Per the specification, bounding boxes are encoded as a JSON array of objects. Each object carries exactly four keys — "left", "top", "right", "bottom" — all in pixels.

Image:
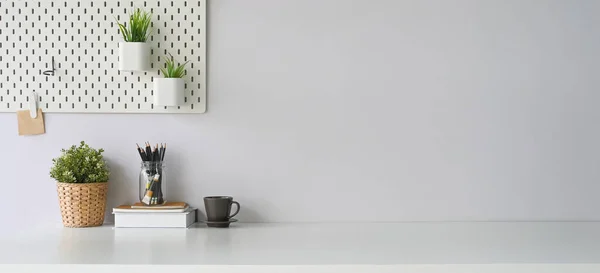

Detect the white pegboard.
[{"left": 0, "top": 0, "right": 206, "bottom": 113}]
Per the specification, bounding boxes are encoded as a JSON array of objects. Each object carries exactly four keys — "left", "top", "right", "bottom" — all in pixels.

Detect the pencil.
[
  {"left": 139, "top": 148, "right": 146, "bottom": 161},
  {"left": 136, "top": 144, "right": 144, "bottom": 161},
  {"left": 145, "top": 142, "right": 152, "bottom": 159},
  {"left": 158, "top": 144, "right": 163, "bottom": 162},
  {"left": 159, "top": 144, "right": 162, "bottom": 160},
  {"left": 160, "top": 143, "right": 165, "bottom": 161},
  {"left": 156, "top": 145, "right": 161, "bottom": 162},
  {"left": 161, "top": 143, "right": 167, "bottom": 161}
]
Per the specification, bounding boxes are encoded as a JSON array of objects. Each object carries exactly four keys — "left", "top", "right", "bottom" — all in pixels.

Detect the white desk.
[{"left": 1, "top": 222, "right": 599, "bottom": 273}]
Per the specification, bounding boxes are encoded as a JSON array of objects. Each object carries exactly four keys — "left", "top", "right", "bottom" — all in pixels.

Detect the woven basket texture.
[{"left": 57, "top": 182, "right": 108, "bottom": 228}]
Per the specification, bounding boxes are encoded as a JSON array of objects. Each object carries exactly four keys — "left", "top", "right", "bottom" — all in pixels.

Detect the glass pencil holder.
[{"left": 139, "top": 161, "right": 167, "bottom": 206}]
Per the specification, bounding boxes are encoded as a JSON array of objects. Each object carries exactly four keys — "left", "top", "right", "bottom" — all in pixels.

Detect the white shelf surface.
[{"left": 1, "top": 222, "right": 600, "bottom": 272}]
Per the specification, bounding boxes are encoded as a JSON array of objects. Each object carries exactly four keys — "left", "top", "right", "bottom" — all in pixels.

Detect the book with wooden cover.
[
  {"left": 113, "top": 202, "right": 189, "bottom": 213},
  {"left": 131, "top": 202, "right": 187, "bottom": 209}
]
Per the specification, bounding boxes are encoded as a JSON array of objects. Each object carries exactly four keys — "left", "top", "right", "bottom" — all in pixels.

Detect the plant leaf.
[{"left": 115, "top": 8, "right": 152, "bottom": 42}]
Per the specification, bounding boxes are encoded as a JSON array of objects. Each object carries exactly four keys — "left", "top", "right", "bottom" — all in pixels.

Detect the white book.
[
  {"left": 113, "top": 207, "right": 189, "bottom": 213},
  {"left": 114, "top": 208, "right": 197, "bottom": 228}
]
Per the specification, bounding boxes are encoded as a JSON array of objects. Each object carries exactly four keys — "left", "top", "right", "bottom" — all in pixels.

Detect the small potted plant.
[
  {"left": 154, "top": 54, "right": 189, "bottom": 106},
  {"left": 116, "top": 8, "right": 152, "bottom": 71},
  {"left": 50, "top": 141, "right": 110, "bottom": 228}
]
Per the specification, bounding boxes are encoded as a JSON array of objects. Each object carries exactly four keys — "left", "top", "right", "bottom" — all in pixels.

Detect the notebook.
[{"left": 113, "top": 202, "right": 189, "bottom": 213}]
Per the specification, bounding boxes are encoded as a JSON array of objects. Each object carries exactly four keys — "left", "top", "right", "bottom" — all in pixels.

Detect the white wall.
[{"left": 1, "top": 0, "right": 599, "bottom": 228}]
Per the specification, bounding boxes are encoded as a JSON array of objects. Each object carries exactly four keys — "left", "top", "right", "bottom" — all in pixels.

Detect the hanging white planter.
[
  {"left": 154, "top": 78, "right": 185, "bottom": 106},
  {"left": 118, "top": 42, "right": 150, "bottom": 71}
]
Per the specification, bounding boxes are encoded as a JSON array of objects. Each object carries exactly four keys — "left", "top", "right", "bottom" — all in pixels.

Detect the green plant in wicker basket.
[
  {"left": 116, "top": 8, "right": 152, "bottom": 42},
  {"left": 50, "top": 141, "right": 110, "bottom": 183},
  {"left": 160, "top": 54, "right": 189, "bottom": 78}
]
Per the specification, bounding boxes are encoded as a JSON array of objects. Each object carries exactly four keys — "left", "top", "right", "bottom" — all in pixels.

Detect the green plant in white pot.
[
  {"left": 154, "top": 54, "right": 189, "bottom": 106},
  {"left": 50, "top": 141, "right": 110, "bottom": 228},
  {"left": 116, "top": 8, "right": 152, "bottom": 71}
]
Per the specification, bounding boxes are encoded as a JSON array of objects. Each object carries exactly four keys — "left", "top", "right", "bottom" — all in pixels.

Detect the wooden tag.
[{"left": 17, "top": 109, "right": 45, "bottom": 135}]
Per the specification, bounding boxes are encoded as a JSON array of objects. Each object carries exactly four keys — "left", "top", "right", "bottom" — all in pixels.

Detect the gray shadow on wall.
[
  {"left": 237, "top": 203, "right": 267, "bottom": 223},
  {"left": 104, "top": 158, "right": 137, "bottom": 223},
  {"left": 160, "top": 149, "right": 206, "bottom": 222},
  {"left": 164, "top": 148, "right": 184, "bottom": 203}
]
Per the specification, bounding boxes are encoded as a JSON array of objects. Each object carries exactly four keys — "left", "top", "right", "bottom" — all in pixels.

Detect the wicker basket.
[{"left": 56, "top": 182, "right": 108, "bottom": 228}]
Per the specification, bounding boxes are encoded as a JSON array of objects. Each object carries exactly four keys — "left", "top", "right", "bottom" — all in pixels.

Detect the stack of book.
[{"left": 113, "top": 202, "right": 197, "bottom": 228}]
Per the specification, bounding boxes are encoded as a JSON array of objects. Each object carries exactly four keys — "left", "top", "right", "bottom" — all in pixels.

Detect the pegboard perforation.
[{"left": 0, "top": 0, "right": 206, "bottom": 113}]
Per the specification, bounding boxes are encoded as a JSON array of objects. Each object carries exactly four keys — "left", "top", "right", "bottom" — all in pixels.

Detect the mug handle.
[{"left": 228, "top": 201, "right": 240, "bottom": 219}]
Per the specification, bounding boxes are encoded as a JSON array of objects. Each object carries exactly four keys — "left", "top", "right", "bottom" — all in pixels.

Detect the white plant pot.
[
  {"left": 154, "top": 78, "right": 185, "bottom": 106},
  {"left": 118, "top": 42, "right": 150, "bottom": 71}
]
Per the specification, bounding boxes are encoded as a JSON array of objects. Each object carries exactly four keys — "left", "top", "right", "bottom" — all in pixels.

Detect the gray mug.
[{"left": 204, "top": 196, "right": 240, "bottom": 221}]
